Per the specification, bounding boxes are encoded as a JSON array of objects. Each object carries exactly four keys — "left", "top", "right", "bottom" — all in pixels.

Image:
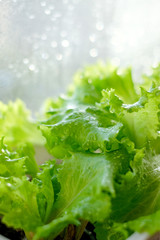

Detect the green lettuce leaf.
[
  {"left": 72, "top": 62, "right": 138, "bottom": 104},
  {"left": 33, "top": 146, "right": 132, "bottom": 240},
  {"left": 126, "top": 209, "right": 160, "bottom": 235},
  {"left": 95, "top": 221, "right": 129, "bottom": 240},
  {"left": 94, "top": 149, "right": 160, "bottom": 239},
  {"left": 41, "top": 106, "right": 123, "bottom": 158},
  {"left": 17, "top": 143, "right": 39, "bottom": 177},
  {"left": 1, "top": 62, "right": 160, "bottom": 240},
  {"left": 0, "top": 140, "right": 54, "bottom": 233},
  {"left": 0, "top": 99, "right": 45, "bottom": 147},
  {"left": 34, "top": 151, "right": 128, "bottom": 240},
  {"left": 122, "top": 87, "right": 160, "bottom": 148},
  {"left": 0, "top": 138, "right": 38, "bottom": 178},
  {"left": 111, "top": 150, "right": 160, "bottom": 222},
  {"left": 142, "top": 63, "right": 160, "bottom": 90},
  {"left": 0, "top": 164, "right": 54, "bottom": 233},
  {"left": 0, "top": 176, "right": 44, "bottom": 231},
  {"left": 99, "top": 86, "right": 160, "bottom": 149}
]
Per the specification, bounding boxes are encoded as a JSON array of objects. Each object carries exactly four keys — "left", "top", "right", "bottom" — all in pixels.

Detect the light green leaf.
[
  {"left": 41, "top": 106, "right": 123, "bottom": 158},
  {"left": 122, "top": 87, "right": 160, "bottom": 148},
  {"left": 0, "top": 99, "right": 45, "bottom": 147},
  {"left": 34, "top": 147, "right": 132, "bottom": 240},
  {"left": 0, "top": 176, "right": 43, "bottom": 231},
  {"left": 34, "top": 215, "right": 80, "bottom": 240},
  {"left": 34, "top": 152, "right": 121, "bottom": 239},
  {"left": 0, "top": 162, "right": 54, "bottom": 233},
  {"left": 0, "top": 138, "right": 40, "bottom": 178},
  {"left": 95, "top": 222, "right": 129, "bottom": 240},
  {"left": 72, "top": 61, "right": 138, "bottom": 104},
  {"left": 126, "top": 209, "right": 160, "bottom": 235}
]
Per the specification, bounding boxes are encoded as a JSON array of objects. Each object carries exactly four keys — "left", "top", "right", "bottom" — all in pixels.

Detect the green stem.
[
  {"left": 64, "top": 224, "right": 76, "bottom": 240},
  {"left": 75, "top": 220, "right": 88, "bottom": 240},
  {"left": 25, "top": 232, "right": 34, "bottom": 240},
  {"left": 25, "top": 231, "right": 45, "bottom": 240},
  {"left": 62, "top": 220, "right": 88, "bottom": 240}
]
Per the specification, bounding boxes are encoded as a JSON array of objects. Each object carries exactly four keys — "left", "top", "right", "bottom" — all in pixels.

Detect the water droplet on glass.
[
  {"left": 34, "top": 68, "right": 39, "bottom": 73},
  {"left": 145, "top": 69, "right": 153, "bottom": 76},
  {"left": 51, "top": 41, "right": 57, "bottom": 48},
  {"left": 61, "top": 31, "right": 67, "bottom": 37},
  {"left": 41, "top": 34, "right": 47, "bottom": 40},
  {"left": 54, "top": 12, "right": 61, "bottom": 18},
  {"left": 68, "top": 5, "right": 74, "bottom": 11},
  {"left": 56, "top": 54, "right": 63, "bottom": 61},
  {"left": 16, "top": 73, "right": 22, "bottom": 79},
  {"left": 61, "top": 40, "right": 69, "bottom": 48},
  {"left": 49, "top": 5, "right": 54, "bottom": 10},
  {"left": 8, "top": 64, "right": 13, "bottom": 69},
  {"left": 152, "top": 62, "right": 159, "bottom": 68},
  {"left": 51, "top": 16, "right": 56, "bottom": 22},
  {"left": 40, "top": 1, "right": 46, "bottom": 7},
  {"left": 111, "top": 58, "right": 120, "bottom": 66},
  {"left": 89, "top": 48, "right": 98, "bottom": 58},
  {"left": 46, "top": 26, "right": 51, "bottom": 32},
  {"left": 44, "top": 9, "right": 51, "bottom": 15},
  {"left": 89, "top": 34, "right": 96, "bottom": 43},
  {"left": 96, "top": 22, "right": 104, "bottom": 31},
  {"left": 29, "top": 14, "right": 35, "bottom": 20},
  {"left": 23, "top": 58, "right": 29, "bottom": 64},
  {"left": 29, "top": 64, "right": 36, "bottom": 71},
  {"left": 41, "top": 53, "right": 49, "bottom": 60},
  {"left": 33, "top": 43, "right": 39, "bottom": 50}
]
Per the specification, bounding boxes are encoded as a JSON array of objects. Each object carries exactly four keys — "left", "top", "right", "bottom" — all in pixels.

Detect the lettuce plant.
[{"left": 0, "top": 62, "right": 160, "bottom": 240}]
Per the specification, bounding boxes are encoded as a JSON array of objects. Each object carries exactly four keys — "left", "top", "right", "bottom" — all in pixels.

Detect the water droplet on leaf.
[{"left": 89, "top": 48, "right": 98, "bottom": 58}]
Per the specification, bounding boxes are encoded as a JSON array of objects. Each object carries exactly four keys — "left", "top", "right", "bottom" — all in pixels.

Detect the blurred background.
[{"left": 1, "top": 0, "right": 160, "bottom": 111}]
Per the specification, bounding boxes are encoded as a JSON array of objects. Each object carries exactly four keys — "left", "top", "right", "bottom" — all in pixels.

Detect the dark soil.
[
  {"left": 0, "top": 220, "right": 95, "bottom": 240},
  {"left": 1, "top": 219, "right": 160, "bottom": 240},
  {"left": 81, "top": 223, "right": 96, "bottom": 240},
  {"left": 0, "top": 220, "right": 25, "bottom": 240}
]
